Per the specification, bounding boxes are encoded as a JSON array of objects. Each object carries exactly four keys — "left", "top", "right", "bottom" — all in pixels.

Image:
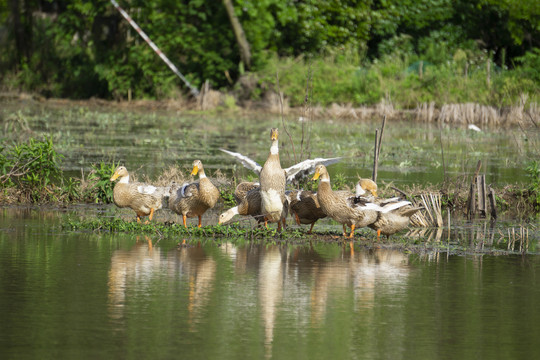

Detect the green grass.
[{"left": 254, "top": 51, "right": 540, "bottom": 108}]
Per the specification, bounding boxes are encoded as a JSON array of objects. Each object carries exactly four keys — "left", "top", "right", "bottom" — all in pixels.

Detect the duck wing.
[
  {"left": 284, "top": 157, "right": 342, "bottom": 183},
  {"left": 220, "top": 148, "right": 262, "bottom": 174}
]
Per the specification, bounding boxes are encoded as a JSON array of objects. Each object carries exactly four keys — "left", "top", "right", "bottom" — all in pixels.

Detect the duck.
[
  {"left": 219, "top": 186, "right": 264, "bottom": 225},
  {"left": 258, "top": 128, "right": 287, "bottom": 231},
  {"left": 312, "top": 164, "right": 379, "bottom": 238},
  {"left": 286, "top": 189, "right": 326, "bottom": 234},
  {"left": 219, "top": 183, "right": 289, "bottom": 227},
  {"left": 353, "top": 179, "right": 423, "bottom": 239},
  {"left": 169, "top": 160, "right": 220, "bottom": 228},
  {"left": 355, "top": 178, "right": 378, "bottom": 198},
  {"left": 110, "top": 165, "right": 170, "bottom": 223},
  {"left": 233, "top": 181, "right": 259, "bottom": 204}
]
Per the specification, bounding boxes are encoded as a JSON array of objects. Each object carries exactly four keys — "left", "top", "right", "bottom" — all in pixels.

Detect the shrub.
[
  {"left": 0, "top": 136, "right": 62, "bottom": 190},
  {"left": 525, "top": 161, "right": 540, "bottom": 210},
  {"left": 86, "top": 161, "right": 118, "bottom": 204}
]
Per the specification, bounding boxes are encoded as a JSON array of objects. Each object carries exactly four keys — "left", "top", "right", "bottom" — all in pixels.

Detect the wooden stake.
[
  {"left": 372, "top": 116, "right": 386, "bottom": 183},
  {"left": 488, "top": 186, "right": 497, "bottom": 219},
  {"left": 372, "top": 128, "right": 379, "bottom": 182},
  {"left": 477, "top": 174, "right": 487, "bottom": 217},
  {"left": 467, "top": 182, "right": 476, "bottom": 220}
]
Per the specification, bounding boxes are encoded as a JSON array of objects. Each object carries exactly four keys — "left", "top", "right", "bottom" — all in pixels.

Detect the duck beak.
[
  {"left": 110, "top": 172, "right": 119, "bottom": 181},
  {"left": 191, "top": 165, "right": 199, "bottom": 176},
  {"left": 271, "top": 129, "right": 278, "bottom": 141},
  {"left": 371, "top": 190, "right": 378, "bottom": 197},
  {"left": 312, "top": 170, "right": 320, "bottom": 181}
]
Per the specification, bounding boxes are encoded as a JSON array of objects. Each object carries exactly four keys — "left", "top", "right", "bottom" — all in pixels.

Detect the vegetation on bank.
[
  {"left": 61, "top": 218, "right": 537, "bottom": 255},
  {"left": 0, "top": 0, "right": 538, "bottom": 110},
  {"left": 1, "top": 137, "right": 539, "bottom": 218}
]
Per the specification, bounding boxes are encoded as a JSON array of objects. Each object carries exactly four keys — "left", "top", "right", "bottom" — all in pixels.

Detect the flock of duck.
[{"left": 109, "top": 128, "right": 423, "bottom": 239}]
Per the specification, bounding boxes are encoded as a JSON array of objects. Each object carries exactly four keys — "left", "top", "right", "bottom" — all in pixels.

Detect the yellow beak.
[
  {"left": 312, "top": 171, "right": 320, "bottom": 181},
  {"left": 110, "top": 172, "right": 119, "bottom": 181},
  {"left": 271, "top": 129, "right": 278, "bottom": 141},
  {"left": 371, "top": 190, "right": 378, "bottom": 197},
  {"left": 191, "top": 166, "right": 199, "bottom": 176}
]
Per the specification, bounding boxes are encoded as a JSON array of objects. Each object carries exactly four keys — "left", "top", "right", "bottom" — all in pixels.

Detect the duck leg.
[
  {"left": 182, "top": 215, "right": 188, "bottom": 228},
  {"left": 198, "top": 216, "right": 202, "bottom": 228},
  {"left": 277, "top": 221, "right": 282, "bottom": 232},
  {"left": 342, "top": 224, "right": 347, "bottom": 236},
  {"left": 142, "top": 209, "right": 154, "bottom": 224},
  {"left": 136, "top": 215, "right": 142, "bottom": 224},
  {"left": 377, "top": 229, "right": 381, "bottom": 241},
  {"left": 348, "top": 224, "right": 356, "bottom": 238},
  {"left": 308, "top": 223, "right": 315, "bottom": 234},
  {"left": 294, "top": 212, "right": 301, "bottom": 225}
]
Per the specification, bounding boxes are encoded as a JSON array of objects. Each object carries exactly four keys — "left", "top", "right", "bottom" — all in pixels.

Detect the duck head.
[{"left": 110, "top": 166, "right": 129, "bottom": 182}]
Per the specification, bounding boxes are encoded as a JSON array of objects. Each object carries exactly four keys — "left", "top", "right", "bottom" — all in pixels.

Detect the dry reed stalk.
[
  {"left": 415, "top": 102, "right": 436, "bottom": 122},
  {"left": 376, "top": 99, "right": 396, "bottom": 119},
  {"left": 438, "top": 103, "right": 502, "bottom": 125},
  {"left": 326, "top": 103, "right": 358, "bottom": 120},
  {"left": 417, "top": 193, "right": 443, "bottom": 227}
]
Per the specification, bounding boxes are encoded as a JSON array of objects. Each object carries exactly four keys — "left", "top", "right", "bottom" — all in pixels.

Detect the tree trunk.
[
  {"left": 222, "top": 0, "right": 251, "bottom": 69},
  {"left": 9, "top": 0, "right": 33, "bottom": 66}
]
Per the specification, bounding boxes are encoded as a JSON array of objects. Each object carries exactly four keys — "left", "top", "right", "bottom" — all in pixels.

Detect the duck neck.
[
  {"left": 270, "top": 140, "right": 279, "bottom": 156},
  {"left": 318, "top": 178, "right": 331, "bottom": 192},
  {"left": 198, "top": 169, "right": 207, "bottom": 179},
  {"left": 355, "top": 182, "right": 366, "bottom": 196},
  {"left": 119, "top": 175, "right": 129, "bottom": 184}
]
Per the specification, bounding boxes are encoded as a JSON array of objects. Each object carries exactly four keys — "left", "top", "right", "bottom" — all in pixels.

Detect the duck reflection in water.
[
  {"left": 107, "top": 237, "right": 218, "bottom": 334},
  {"left": 107, "top": 236, "right": 160, "bottom": 324},
  {"left": 174, "top": 241, "right": 217, "bottom": 331}
]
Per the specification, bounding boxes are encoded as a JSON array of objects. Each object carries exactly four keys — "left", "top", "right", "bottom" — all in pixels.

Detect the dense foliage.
[
  {"left": 0, "top": 0, "right": 538, "bottom": 105},
  {"left": 0, "top": 137, "right": 116, "bottom": 203}
]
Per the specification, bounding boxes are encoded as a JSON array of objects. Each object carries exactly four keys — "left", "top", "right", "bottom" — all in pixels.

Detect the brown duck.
[
  {"left": 286, "top": 189, "right": 326, "bottom": 234},
  {"left": 233, "top": 181, "right": 259, "bottom": 204},
  {"left": 219, "top": 182, "right": 288, "bottom": 227},
  {"left": 110, "top": 166, "right": 169, "bottom": 223},
  {"left": 259, "top": 128, "right": 287, "bottom": 230},
  {"left": 169, "top": 160, "right": 220, "bottom": 228},
  {"left": 353, "top": 179, "right": 423, "bottom": 239},
  {"left": 312, "top": 164, "right": 379, "bottom": 238}
]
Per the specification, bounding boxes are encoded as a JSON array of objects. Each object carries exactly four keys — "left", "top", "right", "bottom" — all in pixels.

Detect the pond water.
[
  {"left": 2, "top": 100, "right": 539, "bottom": 186},
  {"left": 1, "top": 207, "right": 540, "bottom": 359}
]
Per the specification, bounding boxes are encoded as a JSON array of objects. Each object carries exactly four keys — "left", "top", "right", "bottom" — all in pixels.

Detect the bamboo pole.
[
  {"left": 372, "top": 116, "right": 386, "bottom": 182},
  {"left": 372, "top": 129, "right": 379, "bottom": 182}
]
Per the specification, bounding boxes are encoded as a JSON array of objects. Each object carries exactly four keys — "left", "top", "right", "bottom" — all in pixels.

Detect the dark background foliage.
[{"left": 0, "top": 0, "right": 538, "bottom": 101}]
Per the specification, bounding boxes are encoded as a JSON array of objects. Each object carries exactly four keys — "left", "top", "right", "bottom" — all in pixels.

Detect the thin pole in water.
[{"left": 110, "top": 0, "right": 199, "bottom": 97}]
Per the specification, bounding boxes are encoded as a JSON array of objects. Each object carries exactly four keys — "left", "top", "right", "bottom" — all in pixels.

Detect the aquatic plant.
[
  {"left": 525, "top": 161, "right": 540, "bottom": 210},
  {"left": 86, "top": 161, "right": 118, "bottom": 204},
  {"left": 220, "top": 189, "right": 236, "bottom": 207},
  {"left": 0, "top": 136, "right": 63, "bottom": 198},
  {"left": 62, "top": 218, "right": 313, "bottom": 240}
]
